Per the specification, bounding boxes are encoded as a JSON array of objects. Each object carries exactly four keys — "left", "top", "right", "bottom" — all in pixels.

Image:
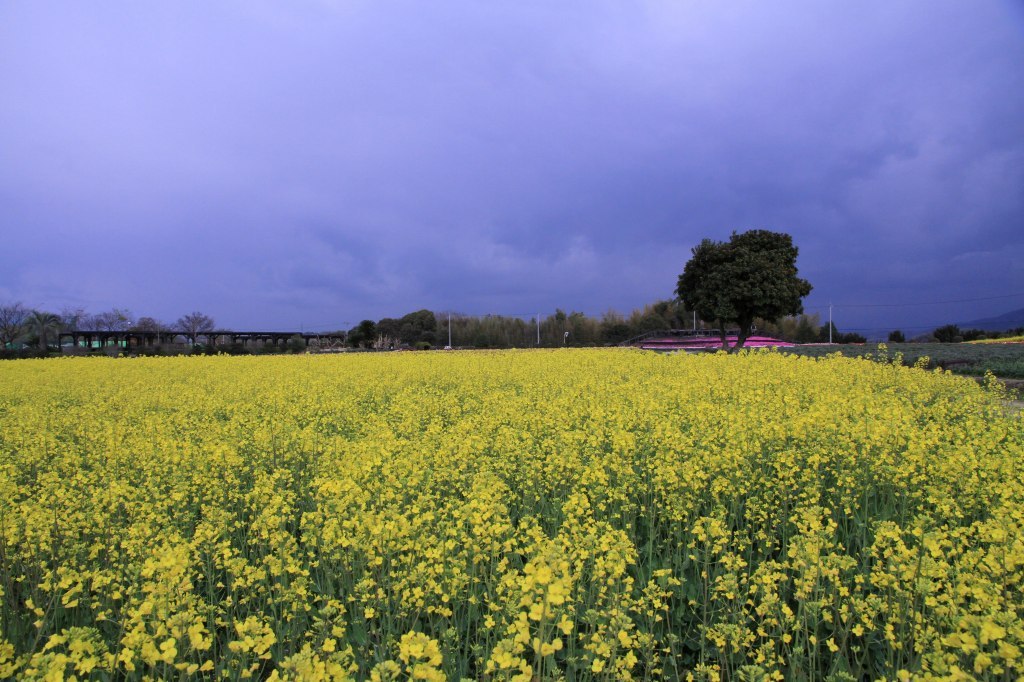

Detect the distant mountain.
[{"left": 960, "top": 307, "right": 1024, "bottom": 332}]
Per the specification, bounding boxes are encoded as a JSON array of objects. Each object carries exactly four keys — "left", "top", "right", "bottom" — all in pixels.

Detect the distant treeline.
[
  {"left": 345, "top": 301, "right": 708, "bottom": 349},
  {"left": 346, "top": 304, "right": 878, "bottom": 349},
  {"left": 335, "top": 307, "right": 1024, "bottom": 349},
  {"left": 4, "top": 300, "right": 1023, "bottom": 357}
]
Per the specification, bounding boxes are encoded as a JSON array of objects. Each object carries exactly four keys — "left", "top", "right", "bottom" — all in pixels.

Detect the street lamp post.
[{"left": 829, "top": 302, "right": 833, "bottom": 344}]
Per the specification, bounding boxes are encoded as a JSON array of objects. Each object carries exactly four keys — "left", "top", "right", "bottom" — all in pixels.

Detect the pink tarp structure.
[{"left": 636, "top": 335, "right": 794, "bottom": 351}]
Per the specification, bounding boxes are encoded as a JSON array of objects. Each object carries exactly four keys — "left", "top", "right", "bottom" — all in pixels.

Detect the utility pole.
[
  {"left": 448, "top": 313, "right": 452, "bottom": 348},
  {"left": 829, "top": 302, "right": 833, "bottom": 344},
  {"left": 536, "top": 313, "right": 540, "bottom": 346}
]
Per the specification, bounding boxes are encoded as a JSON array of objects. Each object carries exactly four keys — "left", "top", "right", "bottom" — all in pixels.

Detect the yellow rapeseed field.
[{"left": 0, "top": 349, "right": 1022, "bottom": 681}]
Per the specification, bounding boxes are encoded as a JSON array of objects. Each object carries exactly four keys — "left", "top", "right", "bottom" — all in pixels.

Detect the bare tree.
[
  {"left": 93, "top": 308, "right": 136, "bottom": 332},
  {"left": 176, "top": 312, "right": 216, "bottom": 342},
  {"left": 60, "top": 306, "right": 92, "bottom": 331},
  {"left": 0, "top": 302, "right": 29, "bottom": 348},
  {"left": 132, "top": 316, "right": 168, "bottom": 333}
]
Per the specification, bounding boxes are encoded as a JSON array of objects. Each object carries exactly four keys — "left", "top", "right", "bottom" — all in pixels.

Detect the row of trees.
[
  {"left": 0, "top": 303, "right": 215, "bottom": 350},
  {"left": 4, "top": 300, "right": 1011, "bottom": 355},
  {"left": 340, "top": 304, "right": 873, "bottom": 350},
  {"left": 928, "top": 324, "right": 1024, "bottom": 343},
  {"left": 342, "top": 303, "right": 698, "bottom": 350},
  {"left": 235, "top": 313, "right": 1021, "bottom": 351}
]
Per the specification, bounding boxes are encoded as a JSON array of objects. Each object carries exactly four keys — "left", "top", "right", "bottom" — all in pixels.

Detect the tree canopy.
[
  {"left": 347, "top": 320, "right": 378, "bottom": 349},
  {"left": 26, "top": 310, "right": 62, "bottom": 351},
  {"left": 676, "top": 229, "right": 812, "bottom": 349}
]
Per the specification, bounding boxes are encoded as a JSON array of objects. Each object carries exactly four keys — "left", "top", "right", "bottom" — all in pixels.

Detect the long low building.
[{"left": 58, "top": 329, "right": 347, "bottom": 349}]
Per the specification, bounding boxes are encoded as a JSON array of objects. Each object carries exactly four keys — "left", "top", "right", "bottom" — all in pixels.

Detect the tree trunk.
[
  {"left": 735, "top": 327, "right": 748, "bottom": 350},
  {"left": 737, "top": 315, "right": 753, "bottom": 348},
  {"left": 717, "top": 319, "right": 729, "bottom": 351}
]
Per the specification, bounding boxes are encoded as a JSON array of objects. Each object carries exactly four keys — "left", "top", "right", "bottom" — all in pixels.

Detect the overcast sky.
[{"left": 2, "top": 1, "right": 1023, "bottom": 334}]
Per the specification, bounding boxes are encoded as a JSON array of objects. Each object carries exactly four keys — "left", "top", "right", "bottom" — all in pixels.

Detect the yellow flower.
[
  {"left": 4, "top": 348, "right": 1023, "bottom": 679},
  {"left": 979, "top": 621, "right": 1006, "bottom": 644}
]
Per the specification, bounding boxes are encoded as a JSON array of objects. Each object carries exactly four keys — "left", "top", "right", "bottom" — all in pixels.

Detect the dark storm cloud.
[{"left": 1, "top": 1, "right": 1022, "bottom": 331}]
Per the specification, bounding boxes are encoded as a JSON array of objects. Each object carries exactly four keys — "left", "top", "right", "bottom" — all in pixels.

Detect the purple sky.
[{"left": 2, "top": 2, "right": 1023, "bottom": 334}]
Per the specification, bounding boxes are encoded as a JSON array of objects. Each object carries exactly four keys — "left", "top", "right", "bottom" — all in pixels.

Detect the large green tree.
[
  {"left": 676, "top": 229, "right": 812, "bottom": 350},
  {"left": 347, "top": 320, "right": 378, "bottom": 348},
  {"left": 399, "top": 309, "right": 437, "bottom": 346}
]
